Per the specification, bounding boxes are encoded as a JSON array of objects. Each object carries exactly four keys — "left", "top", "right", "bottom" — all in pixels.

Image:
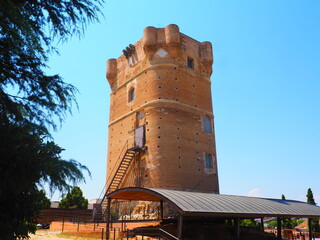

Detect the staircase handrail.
[
  {"left": 158, "top": 228, "right": 179, "bottom": 240},
  {"left": 97, "top": 139, "right": 129, "bottom": 203}
]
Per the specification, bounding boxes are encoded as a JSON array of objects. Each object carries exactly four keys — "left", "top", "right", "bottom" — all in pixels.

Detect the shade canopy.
[{"left": 108, "top": 187, "right": 320, "bottom": 218}]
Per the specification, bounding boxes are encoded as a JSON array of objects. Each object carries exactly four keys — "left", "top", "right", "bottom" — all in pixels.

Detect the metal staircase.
[
  {"left": 106, "top": 146, "right": 139, "bottom": 194},
  {"left": 93, "top": 126, "right": 145, "bottom": 221},
  {"left": 94, "top": 146, "right": 140, "bottom": 221}
]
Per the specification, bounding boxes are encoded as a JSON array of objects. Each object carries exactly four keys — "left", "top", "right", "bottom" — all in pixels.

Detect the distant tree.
[
  {"left": 307, "top": 188, "right": 316, "bottom": 205},
  {"left": 59, "top": 186, "right": 88, "bottom": 209},
  {"left": 280, "top": 194, "right": 294, "bottom": 229},
  {"left": 306, "top": 188, "right": 319, "bottom": 232},
  {"left": 36, "top": 189, "right": 51, "bottom": 210},
  {"left": 240, "top": 219, "right": 259, "bottom": 227},
  {"left": 267, "top": 221, "right": 277, "bottom": 229}
]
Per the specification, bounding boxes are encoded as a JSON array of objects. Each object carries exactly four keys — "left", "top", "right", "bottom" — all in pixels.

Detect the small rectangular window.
[
  {"left": 187, "top": 58, "right": 194, "bottom": 69},
  {"left": 205, "top": 154, "right": 213, "bottom": 169},
  {"left": 203, "top": 115, "right": 212, "bottom": 133}
]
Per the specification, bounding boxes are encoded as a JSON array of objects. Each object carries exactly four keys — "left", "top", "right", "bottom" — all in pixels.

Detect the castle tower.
[{"left": 106, "top": 24, "right": 219, "bottom": 193}]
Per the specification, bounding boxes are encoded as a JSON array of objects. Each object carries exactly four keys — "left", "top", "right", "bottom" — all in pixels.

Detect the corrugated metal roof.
[{"left": 108, "top": 187, "right": 320, "bottom": 218}]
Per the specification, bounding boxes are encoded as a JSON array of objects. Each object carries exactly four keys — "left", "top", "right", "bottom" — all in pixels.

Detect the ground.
[{"left": 29, "top": 230, "right": 72, "bottom": 240}]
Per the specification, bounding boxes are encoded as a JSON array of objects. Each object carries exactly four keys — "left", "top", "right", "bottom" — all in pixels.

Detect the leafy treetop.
[{"left": 59, "top": 186, "right": 88, "bottom": 209}]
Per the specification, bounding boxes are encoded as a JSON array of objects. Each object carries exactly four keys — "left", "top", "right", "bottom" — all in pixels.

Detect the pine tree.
[{"left": 306, "top": 188, "right": 319, "bottom": 232}]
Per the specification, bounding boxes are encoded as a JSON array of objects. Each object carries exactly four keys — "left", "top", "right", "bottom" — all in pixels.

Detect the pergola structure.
[{"left": 105, "top": 187, "right": 320, "bottom": 240}]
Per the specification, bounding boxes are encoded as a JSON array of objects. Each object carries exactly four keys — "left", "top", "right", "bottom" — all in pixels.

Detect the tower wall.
[{"left": 106, "top": 24, "right": 219, "bottom": 193}]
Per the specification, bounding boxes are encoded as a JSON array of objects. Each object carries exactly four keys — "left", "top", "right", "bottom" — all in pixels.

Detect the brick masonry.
[{"left": 106, "top": 24, "right": 219, "bottom": 193}]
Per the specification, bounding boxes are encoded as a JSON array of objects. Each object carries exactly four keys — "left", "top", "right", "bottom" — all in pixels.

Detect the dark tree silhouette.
[{"left": 0, "top": 0, "right": 103, "bottom": 239}]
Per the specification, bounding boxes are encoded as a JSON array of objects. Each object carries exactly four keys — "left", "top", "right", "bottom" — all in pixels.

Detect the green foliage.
[
  {"left": 267, "top": 221, "right": 277, "bottom": 229},
  {"left": 0, "top": 0, "right": 103, "bottom": 238},
  {"left": 36, "top": 189, "right": 51, "bottom": 210},
  {"left": 306, "top": 188, "right": 319, "bottom": 232},
  {"left": 307, "top": 188, "right": 316, "bottom": 205},
  {"left": 240, "top": 219, "right": 259, "bottom": 227},
  {"left": 281, "top": 194, "right": 286, "bottom": 200},
  {"left": 59, "top": 186, "right": 88, "bottom": 209},
  {"left": 0, "top": 123, "right": 91, "bottom": 239}
]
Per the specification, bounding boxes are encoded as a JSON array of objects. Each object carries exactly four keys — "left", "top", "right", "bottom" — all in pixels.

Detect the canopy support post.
[
  {"left": 277, "top": 217, "right": 282, "bottom": 240},
  {"left": 178, "top": 214, "right": 183, "bottom": 240},
  {"left": 105, "top": 198, "right": 111, "bottom": 240},
  {"left": 308, "top": 218, "right": 313, "bottom": 240},
  {"left": 235, "top": 217, "right": 240, "bottom": 239}
]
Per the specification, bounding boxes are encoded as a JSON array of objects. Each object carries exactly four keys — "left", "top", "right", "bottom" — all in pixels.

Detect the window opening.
[
  {"left": 203, "top": 115, "right": 212, "bottom": 133},
  {"left": 205, "top": 153, "right": 213, "bottom": 169},
  {"left": 187, "top": 58, "right": 194, "bottom": 69},
  {"left": 129, "top": 88, "right": 135, "bottom": 102}
]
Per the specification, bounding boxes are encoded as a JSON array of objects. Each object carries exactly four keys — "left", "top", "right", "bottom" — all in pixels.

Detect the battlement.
[{"left": 106, "top": 24, "right": 214, "bottom": 91}]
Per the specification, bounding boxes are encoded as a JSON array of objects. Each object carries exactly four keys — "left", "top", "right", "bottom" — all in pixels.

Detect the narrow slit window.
[
  {"left": 203, "top": 115, "right": 212, "bottom": 133},
  {"left": 187, "top": 58, "right": 194, "bottom": 69},
  {"left": 205, "top": 153, "right": 213, "bottom": 169},
  {"left": 129, "top": 88, "right": 135, "bottom": 102}
]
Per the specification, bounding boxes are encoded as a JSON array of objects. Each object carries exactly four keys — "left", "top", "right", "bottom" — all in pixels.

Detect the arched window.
[
  {"left": 129, "top": 88, "right": 135, "bottom": 102},
  {"left": 203, "top": 115, "right": 212, "bottom": 133}
]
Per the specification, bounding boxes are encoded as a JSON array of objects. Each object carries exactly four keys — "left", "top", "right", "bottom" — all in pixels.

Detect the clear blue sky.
[{"left": 48, "top": 0, "right": 320, "bottom": 203}]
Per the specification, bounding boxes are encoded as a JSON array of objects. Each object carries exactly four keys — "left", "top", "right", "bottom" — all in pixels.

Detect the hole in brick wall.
[
  {"left": 158, "top": 136, "right": 160, "bottom": 138},
  {"left": 175, "top": 78, "right": 178, "bottom": 80},
  {"left": 197, "top": 151, "right": 199, "bottom": 154},
  {"left": 179, "top": 156, "right": 181, "bottom": 159},
  {"left": 178, "top": 146, "right": 181, "bottom": 149},
  {"left": 196, "top": 132, "right": 199, "bottom": 135},
  {"left": 145, "top": 101, "right": 147, "bottom": 103},
  {"left": 178, "top": 58, "right": 180, "bottom": 61},
  {"left": 145, "top": 71, "right": 147, "bottom": 74},
  {"left": 158, "top": 127, "right": 161, "bottom": 129},
  {"left": 158, "top": 76, "right": 161, "bottom": 79},
  {"left": 159, "top": 97, "right": 161, "bottom": 99},
  {"left": 179, "top": 165, "right": 181, "bottom": 168},
  {"left": 174, "top": 67, "right": 177, "bottom": 70},
  {"left": 175, "top": 88, "right": 178, "bottom": 90},
  {"left": 159, "top": 86, "right": 161, "bottom": 88},
  {"left": 159, "top": 117, "right": 162, "bottom": 120},
  {"left": 158, "top": 145, "right": 160, "bottom": 148},
  {"left": 147, "top": 129, "right": 149, "bottom": 131},
  {"left": 145, "top": 174, "right": 148, "bottom": 177},
  {"left": 195, "top": 105, "right": 197, "bottom": 107},
  {"left": 199, "top": 169, "right": 201, "bottom": 171},
  {"left": 175, "top": 99, "right": 178, "bottom": 101},
  {"left": 196, "top": 141, "right": 198, "bottom": 144},
  {"left": 177, "top": 137, "right": 179, "bottom": 140},
  {"left": 177, "top": 127, "right": 180, "bottom": 130},
  {"left": 193, "top": 84, "right": 195, "bottom": 87}
]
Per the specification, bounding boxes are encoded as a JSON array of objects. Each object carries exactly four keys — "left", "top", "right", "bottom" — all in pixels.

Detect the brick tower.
[{"left": 106, "top": 24, "right": 219, "bottom": 194}]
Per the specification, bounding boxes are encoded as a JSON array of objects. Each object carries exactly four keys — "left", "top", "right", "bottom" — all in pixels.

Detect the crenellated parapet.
[{"left": 106, "top": 24, "right": 215, "bottom": 90}]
